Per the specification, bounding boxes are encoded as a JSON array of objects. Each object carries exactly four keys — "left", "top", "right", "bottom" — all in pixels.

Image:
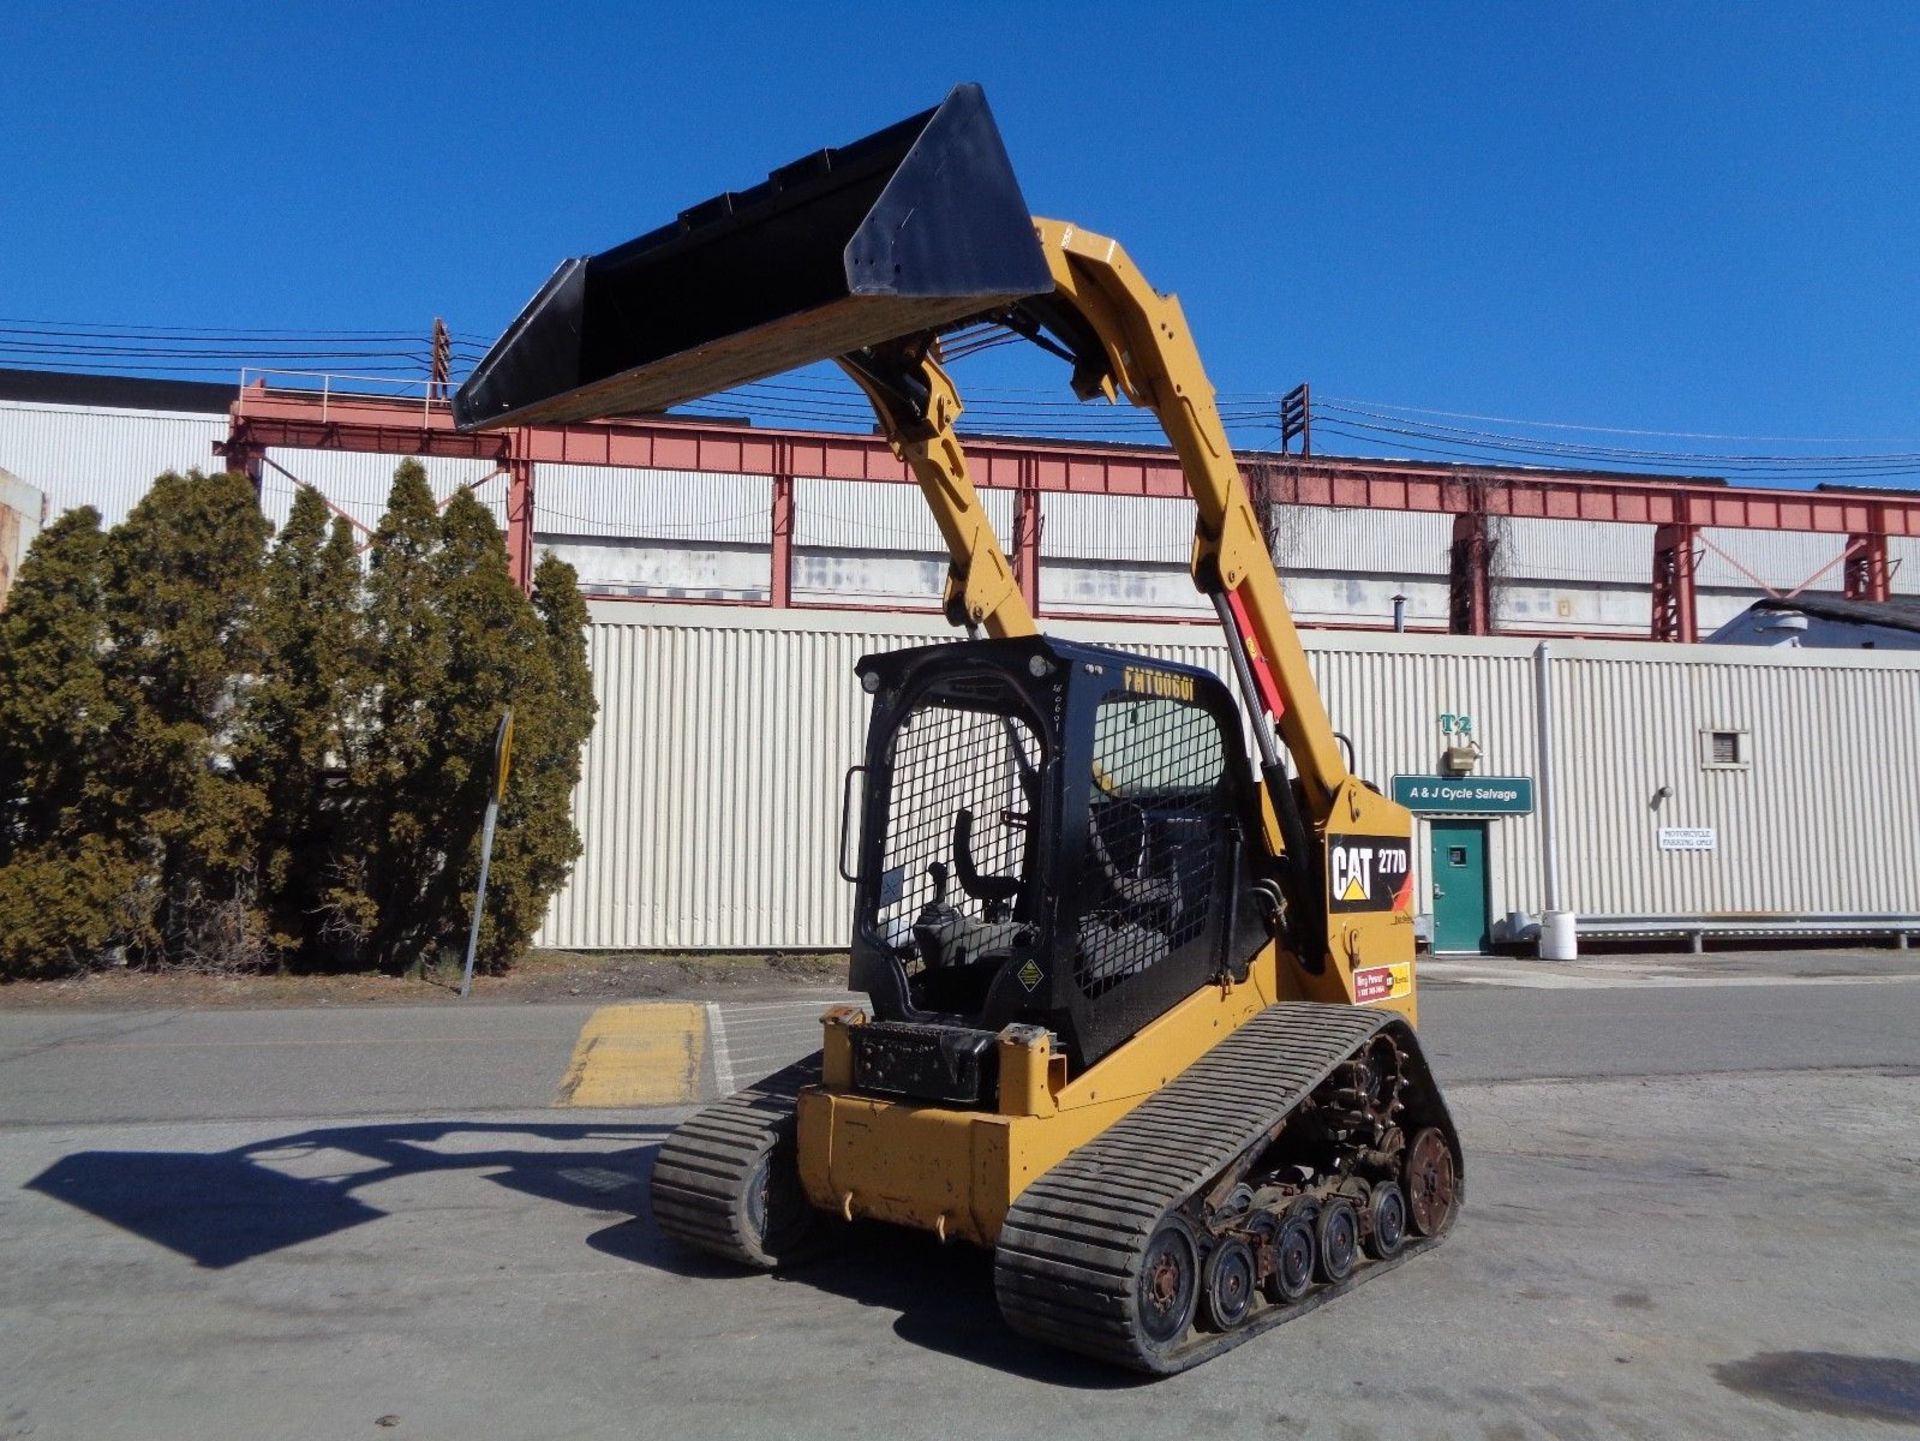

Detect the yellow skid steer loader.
[{"left": 457, "top": 84, "right": 1460, "bottom": 1375}]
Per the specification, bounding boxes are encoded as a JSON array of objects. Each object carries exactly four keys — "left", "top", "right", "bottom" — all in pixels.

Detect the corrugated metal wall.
[
  {"left": 1273, "top": 507, "right": 1452, "bottom": 577},
  {"left": 797, "top": 476, "right": 1013, "bottom": 551},
  {"left": 538, "top": 610, "right": 933, "bottom": 949},
  {"left": 0, "top": 401, "right": 226, "bottom": 526},
  {"left": 1545, "top": 640, "right": 1920, "bottom": 916},
  {"left": 536, "top": 607, "right": 1920, "bottom": 950},
  {"left": 538, "top": 466, "right": 770, "bottom": 544}
]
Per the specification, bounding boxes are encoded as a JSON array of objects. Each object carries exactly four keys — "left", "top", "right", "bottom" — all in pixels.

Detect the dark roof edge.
[
  {"left": 1755, "top": 594, "right": 1920, "bottom": 632},
  {"left": 0, "top": 367, "right": 236, "bottom": 415}
]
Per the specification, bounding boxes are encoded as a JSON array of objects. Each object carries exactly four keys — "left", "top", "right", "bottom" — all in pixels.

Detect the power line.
[
  {"left": 0, "top": 317, "right": 448, "bottom": 341},
  {"left": 1320, "top": 394, "right": 1920, "bottom": 447},
  {"left": 1316, "top": 402, "right": 1920, "bottom": 468}
]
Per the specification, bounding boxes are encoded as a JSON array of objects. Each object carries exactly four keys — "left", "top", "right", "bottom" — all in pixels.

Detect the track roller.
[
  {"left": 1365, "top": 1180, "right": 1408, "bottom": 1260},
  {"left": 1202, "top": 1237, "right": 1257, "bottom": 1331},
  {"left": 1403, "top": 1126, "right": 1459, "bottom": 1238},
  {"left": 1314, "top": 1197, "right": 1359, "bottom": 1283}
]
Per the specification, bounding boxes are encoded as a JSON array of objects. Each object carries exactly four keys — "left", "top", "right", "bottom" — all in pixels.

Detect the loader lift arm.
[
  {"left": 834, "top": 342, "right": 1035, "bottom": 640},
  {"left": 1022, "top": 220, "right": 1347, "bottom": 805},
  {"left": 831, "top": 221, "right": 1405, "bottom": 975}
]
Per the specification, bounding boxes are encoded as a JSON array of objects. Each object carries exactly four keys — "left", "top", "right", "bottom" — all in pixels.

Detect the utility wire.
[{"left": 1319, "top": 395, "right": 1920, "bottom": 447}]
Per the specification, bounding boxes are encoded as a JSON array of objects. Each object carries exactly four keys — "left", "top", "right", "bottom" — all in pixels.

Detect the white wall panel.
[
  {"left": 0, "top": 401, "right": 225, "bottom": 526},
  {"left": 1695, "top": 527, "right": 1853, "bottom": 591},
  {"left": 1500, "top": 518, "right": 1653, "bottom": 585},
  {"left": 543, "top": 539, "right": 770, "bottom": 601},
  {"left": 535, "top": 466, "right": 770, "bottom": 543},
  {"left": 796, "top": 475, "right": 1012, "bottom": 552},
  {"left": 1040, "top": 560, "right": 1213, "bottom": 617},
  {"left": 1890, "top": 538, "right": 1920, "bottom": 594},
  {"left": 1041, "top": 493, "right": 1193, "bottom": 565},
  {"left": 1271, "top": 506, "right": 1452, "bottom": 577},
  {"left": 790, "top": 549, "right": 953, "bottom": 611},
  {"left": 1545, "top": 641, "right": 1920, "bottom": 917}
]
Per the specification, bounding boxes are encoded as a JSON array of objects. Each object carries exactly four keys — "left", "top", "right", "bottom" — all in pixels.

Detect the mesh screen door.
[
  {"left": 1077, "top": 694, "right": 1229, "bottom": 997},
  {"left": 874, "top": 693, "right": 1041, "bottom": 948}
]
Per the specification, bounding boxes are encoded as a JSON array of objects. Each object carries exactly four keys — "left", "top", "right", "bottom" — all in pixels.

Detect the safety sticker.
[
  {"left": 1017, "top": 959, "right": 1044, "bottom": 992},
  {"left": 1353, "top": 963, "right": 1411, "bottom": 1005}
]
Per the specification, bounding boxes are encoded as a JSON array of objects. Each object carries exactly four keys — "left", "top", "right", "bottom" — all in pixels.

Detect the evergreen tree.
[
  {"left": 448, "top": 548, "right": 598, "bottom": 972},
  {"left": 237, "top": 488, "right": 362, "bottom": 960},
  {"left": 338, "top": 459, "right": 450, "bottom": 968},
  {"left": 102, "top": 470, "right": 273, "bottom": 965},
  {"left": 0, "top": 459, "right": 596, "bottom": 980},
  {"left": 0, "top": 508, "right": 119, "bottom": 855},
  {"left": 345, "top": 470, "right": 598, "bottom": 972},
  {"left": 0, "top": 509, "right": 145, "bottom": 976},
  {"left": 420, "top": 491, "right": 556, "bottom": 969},
  {"left": 475, "top": 550, "right": 596, "bottom": 968}
]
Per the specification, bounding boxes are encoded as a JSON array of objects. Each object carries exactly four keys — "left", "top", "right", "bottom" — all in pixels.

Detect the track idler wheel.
[
  {"left": 1136, "top": 1218, "right": 1201, "bottom": 1351},
  {"left": 1262, "top": 1212, "right": 1316, "bottom": 1303},
  {"left": 1314, "top": 1197, "right": 1359, "bottom": 1283},
  {"left": 1403, "top": 1126, "right": 1459, "bottom": 1238},
  {"left": 743, "top": 1143, "right": 819, "bottom": 1261},
  {"left": 1202, "top": 1237, "right": 1256, "bottom": 1331},
  {"left": 1365, "top": 1180, "right": 1407, "bottom": 1260}
]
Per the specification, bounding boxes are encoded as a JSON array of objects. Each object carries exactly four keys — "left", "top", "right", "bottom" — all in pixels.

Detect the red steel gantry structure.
[{"left": 218, "top": 383, "right": 1917, "bottom": 640}]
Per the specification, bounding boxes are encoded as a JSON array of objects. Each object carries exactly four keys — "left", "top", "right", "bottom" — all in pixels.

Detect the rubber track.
[
  {"left": 993, "top": 1003, "right": 1461, "bottom": 1374},
  {"left": 649, "top": 1052, "right": 822, "bottom": 1268}
]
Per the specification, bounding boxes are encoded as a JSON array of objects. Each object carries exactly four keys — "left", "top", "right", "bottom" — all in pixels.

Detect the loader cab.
[{"left": 846, "top": 636, "right": 1271, "bottom": 1091}]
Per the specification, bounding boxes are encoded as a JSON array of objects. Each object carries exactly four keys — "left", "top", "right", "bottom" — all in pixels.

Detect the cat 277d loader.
[{"left": 455, "top": 84, "right": 1461, "bottom": 1375}]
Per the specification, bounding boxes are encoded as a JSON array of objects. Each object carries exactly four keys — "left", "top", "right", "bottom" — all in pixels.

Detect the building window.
[{"left": 1701, "top": 728, "right": 1750, "bottom": 770}]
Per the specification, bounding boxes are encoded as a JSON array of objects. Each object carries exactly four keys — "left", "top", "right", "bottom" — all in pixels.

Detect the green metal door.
[{"left": 1429, "top": 821, "right": 1491, "bottom": 954}]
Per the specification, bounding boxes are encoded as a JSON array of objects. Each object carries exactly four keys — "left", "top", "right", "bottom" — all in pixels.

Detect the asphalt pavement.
[{"left": 2, "top": 950, "right": 1918, "bottom": 1440}]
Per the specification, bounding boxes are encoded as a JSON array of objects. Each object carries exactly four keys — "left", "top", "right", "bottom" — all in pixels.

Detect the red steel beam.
[
  {"left": 221, "top": 386, "right": 1920, "bottom": 538},
  {"left": 769, "top": 471, "right": 795, "bottom": 608},
  {"left": 1012, "top": 474, "right": 1042, "bottom": 616},
  {"left": 1845, "top": 509, "right": 1892, "bottom": 603},
  {"left": 1651, "top": 523, "right": 1700, "bottom": 643},
  {"left": 505, "top": 455, "right": 535, "bottom": 594},
  {"left": 1448, "top": 511, "right": 1493, "bottom": 635}
]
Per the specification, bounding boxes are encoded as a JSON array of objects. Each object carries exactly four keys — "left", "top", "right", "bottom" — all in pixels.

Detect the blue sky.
[{"left": 3, "top": 2, "right": 1918, "bottom": 471}]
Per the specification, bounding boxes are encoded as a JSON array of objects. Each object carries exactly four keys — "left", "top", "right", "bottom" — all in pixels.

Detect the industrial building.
[
  {"left": 538, "top": 605, "right": 1920, "bottom": 955},
  {"left": 3, "top": 368, "right": 1917, "bottom": 952}
]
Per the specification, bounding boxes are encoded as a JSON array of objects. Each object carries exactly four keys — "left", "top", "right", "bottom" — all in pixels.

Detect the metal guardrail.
[
  {"left": 1576, "top": 913, "right": 1919, "bottom": 952},
  {"left": 238, "top": 368, "right": 452, "bottom": 426},
  {"left": 1491, "top": 910, "right": 1919, "bottom": 953}
]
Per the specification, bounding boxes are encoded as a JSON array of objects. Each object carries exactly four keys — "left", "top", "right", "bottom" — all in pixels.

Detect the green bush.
[{"left": 0, "top": 464, "right": 597, "bottom": 979}]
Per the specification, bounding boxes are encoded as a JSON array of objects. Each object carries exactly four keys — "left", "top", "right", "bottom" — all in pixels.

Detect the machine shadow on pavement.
[
  {"left": 28, "top": 1120, "right": 1133, "bottom": 1385},
  {"left": 589, "top": 1207, "right": 1140, "bottom": 1388},
  {"left": 25, "top": 1120, "right": 674, "bottom": 1270}
]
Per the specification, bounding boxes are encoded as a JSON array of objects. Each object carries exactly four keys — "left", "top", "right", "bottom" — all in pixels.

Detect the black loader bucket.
[{"left": 453, "top": 84, "right": 1049, "bottom": 430}]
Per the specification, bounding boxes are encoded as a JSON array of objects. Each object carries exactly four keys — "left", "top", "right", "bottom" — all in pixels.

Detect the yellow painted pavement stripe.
[{"left": 556, "top": 1003, "right": 706, "bottom": 1106}]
